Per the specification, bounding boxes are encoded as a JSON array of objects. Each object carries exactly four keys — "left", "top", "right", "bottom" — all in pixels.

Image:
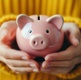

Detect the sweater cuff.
[
  {"left": 0, "top": 15, "right": 81, "bottom": 28},
  {"left": 63, "top": 16, "right": 81, "bottom": 29},
  {"left": 0, "top": 14, "right": 17, "bottom": 25}
]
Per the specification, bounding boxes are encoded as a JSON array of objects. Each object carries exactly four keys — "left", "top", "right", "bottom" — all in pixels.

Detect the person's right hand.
[{"left": 0, "top": 21, "right": 39, "bottom": 73}]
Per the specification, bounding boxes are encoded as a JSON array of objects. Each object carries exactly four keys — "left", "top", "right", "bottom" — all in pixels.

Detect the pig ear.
[
  {"left": 46, "top": 15, "right": 64, "bottom": 30},
  {"left": 16, "top": 14, "right": 33, "bottom": 29}
]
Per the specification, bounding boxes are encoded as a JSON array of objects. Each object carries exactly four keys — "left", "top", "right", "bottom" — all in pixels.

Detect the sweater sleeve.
[{"left": 64, "top": 16, "right": 81, "bottom": 28}]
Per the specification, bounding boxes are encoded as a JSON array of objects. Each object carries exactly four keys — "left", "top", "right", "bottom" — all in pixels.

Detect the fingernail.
[
  {"left": 42, "top": 63, "right": 49, "bottom": 68},
  {"left": 30, "top": 64, "right": 36, "bottom": 67},
  {"left": 43, "top": 64, "right": 51, "bottom": 68},
  {"left": 45, "top": 56, "right": 55, "bottom": 61},
  {"left": 74, "top": 39, "right": 79, "bottom": 46},
  {"left": 76, "top": 39, "right": 79, "bottom": 45},
  {"left": 22, "top": 56, "right": 28, "bottom": 60},
  {"left": 33, "top": 69, "right": 38, "bottom": 72},
  {"left": 42, "top": 63, "right": 45, "bottom": 68}
]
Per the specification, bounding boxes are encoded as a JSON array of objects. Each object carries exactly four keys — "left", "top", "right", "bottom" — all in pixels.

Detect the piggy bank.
[{"left": 16, "top": 14, "right": 64, "bottom": 58}]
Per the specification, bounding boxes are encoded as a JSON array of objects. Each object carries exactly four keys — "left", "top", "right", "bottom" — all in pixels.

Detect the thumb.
[
  {"left": 0, "top": 29, "right": 16, "bottom": 46},
  {"left": 0, "top": 21, "right": 16, "bottom": 45},
  {"left": 62, "top": 23, "right": 80, "bottom": 46},
  {"left": 0, "top": 29, "right": 8, "bottom": 42},
  {"left": 69, "top": 30, "right": 80, "bottom": 46}
]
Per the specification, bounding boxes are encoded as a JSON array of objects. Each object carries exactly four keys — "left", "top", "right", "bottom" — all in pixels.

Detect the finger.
[
  {"left": 0, "top": 27, "right": 16, "bottom": 40},
  {"left": 0, "top": 21, "right": 17, "bottom": 45},
  {"left": 8, "top": 66, "right": 38, "bottom": 73},
  {"left": 42, "top": 61, "right": 72, "bottom": 68},
  {"left": 62, "top": 23, "right": 80, "bottom": 46},
  {"left": 69, "top": 28, "right": 80, "bottom": 46},
  {"left": 0, "top": 30, "right": 16, "bottom": 46},
  {"left": 6, "top": 60, "right": 35, "bottom": 67},
  {"left": 41, "top": 66, "right": 74, "bottom": 74},
  {"left": 0, "top": 21, "right": 17, "bottom": 36},
  {"left": 0, "top": 29, "right": 8, "bottom": 42},
  {"left": 45, "top": 46, "right": 75, "bottom": 61},
  {"left": 42, "top": 56, "right": 81, "bottom": 68},
  {"left": 10, "top": 60, "right": 38, "bottom": 68},
  {"left": 42, "top": 61, "right": 71, "bottom": 68},
  {"left": 29, "top": 60, "right": 39, "bottom": 68},
  {"left": 0, "top": 29, "right": 16, "bottom": 45},
  {"left": 0, "top": 48, "right": 30, "bottom": 60},
  {"left": 4, "top": 59, "right": 38, "bottom": 68}
]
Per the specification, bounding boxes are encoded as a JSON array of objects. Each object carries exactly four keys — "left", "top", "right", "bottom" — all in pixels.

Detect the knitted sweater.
[{"left": 0, "top": 0, "right": 81, "bottom": 80}]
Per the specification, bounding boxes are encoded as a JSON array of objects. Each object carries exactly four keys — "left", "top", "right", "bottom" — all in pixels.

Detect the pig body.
[{"left": 16, "top": 14, "right": 64, "bottom": 58}]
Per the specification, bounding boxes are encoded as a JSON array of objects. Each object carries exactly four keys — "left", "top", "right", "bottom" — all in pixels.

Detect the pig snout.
[{"left": 30, "top": 34, "right": 49, "bottom": 50}]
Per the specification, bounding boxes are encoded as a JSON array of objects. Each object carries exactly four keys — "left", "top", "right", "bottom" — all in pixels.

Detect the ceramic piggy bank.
[{"left": 16, "top": 14, "right": 64, "bottom": 58}]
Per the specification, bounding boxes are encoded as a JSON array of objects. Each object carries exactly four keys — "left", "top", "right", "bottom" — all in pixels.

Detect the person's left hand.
[{"left": 41, "top": 23, "right": 81, "bottom": 74}]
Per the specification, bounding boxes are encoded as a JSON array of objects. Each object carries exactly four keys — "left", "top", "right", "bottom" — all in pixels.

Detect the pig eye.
[
  {"left": 28, "top": 30, "right": 32, "bottom": 33},
  {"left": 46, "top": 30, "right": 49, "bottom": 33}
]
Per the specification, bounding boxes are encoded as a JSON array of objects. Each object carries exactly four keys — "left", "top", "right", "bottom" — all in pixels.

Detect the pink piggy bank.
[{"left": 16, "top": 14, "right": 64, "bottom": 58}]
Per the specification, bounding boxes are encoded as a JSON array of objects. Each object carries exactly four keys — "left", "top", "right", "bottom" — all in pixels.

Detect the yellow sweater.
[{"left": 0, "top": 0, "right": 81, "bottom": 80}]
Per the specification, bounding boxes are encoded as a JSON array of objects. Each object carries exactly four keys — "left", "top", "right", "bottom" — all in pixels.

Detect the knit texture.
[
  {"left": 0, "top": 0, "right": 81, "bottom": 80},
  {"left": 0, "top": 0, "right": 81, "bottom": 18}
]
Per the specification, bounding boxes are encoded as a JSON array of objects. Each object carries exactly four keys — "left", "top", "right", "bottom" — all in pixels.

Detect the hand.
[
  {"left": 62, "top": 23, "right": 80, "bottom": 46},
  {"left": 41, "top": 23, "right": 81, "bottom": 74},
  {"left": 0, "top": 21, "right": 39, "bottom": 73}
]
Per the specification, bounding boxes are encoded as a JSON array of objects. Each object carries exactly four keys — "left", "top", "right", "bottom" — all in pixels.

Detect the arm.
[
  {"left": 0, "top": 21, "right": 39, "bottom": 73},
  {"left": 41, "top": 22, "right": 81, "bottom": 74}
]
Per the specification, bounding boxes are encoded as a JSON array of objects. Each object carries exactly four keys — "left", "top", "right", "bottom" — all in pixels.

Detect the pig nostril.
[
  {"left": 41, "top": 41, "right": 44, "bottom": 45},
  {"left": 33, "top": 41, "right": 37, "bottom": 45},
  {"left": 33, "top": 41, "right": 35, "bottom": 44}
]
